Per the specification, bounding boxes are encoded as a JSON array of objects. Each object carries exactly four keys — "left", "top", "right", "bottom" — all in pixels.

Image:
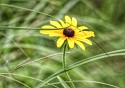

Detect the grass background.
[{"left": 0, "top": 0, "right": 125, "bottom": 88}]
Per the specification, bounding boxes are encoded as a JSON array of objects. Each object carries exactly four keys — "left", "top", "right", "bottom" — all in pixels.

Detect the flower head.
[{"left": 40, "top": 15, "right": 95, "bottom": 50}]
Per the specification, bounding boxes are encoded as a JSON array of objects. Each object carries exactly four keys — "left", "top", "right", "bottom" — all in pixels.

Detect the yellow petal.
[
  {"left": 40, "top": 25, "right": 63, "bottom": 36},
  {"left": 83, "top": 31, "right": 95, "bottom": 38},
  {"left": 40, "top": 25, "right": 56, "bottom": 34},
  {"left": 49, "top": 29, "right": 63, "bottom": 36},
  {"left": 67, "top": 38, "right": 74, "bottom": 48},
  {"left": 82, "top": 39, "right": 92, "bottom": 45},
  {"left": 75, "top": 31, "right": 95, "bottom": 38},
  {"left": 59, "top": 19, "right": 67, "bottom": 27},
  {"left": 40, "top": 25, "right": 55, "bottom": 34},
  {"left": 65, "top": 15, "right": 71, "bottom": 26},
  {"left": 78, "top": 26, "right": 88, "bottom": 31},
  {"left": 50, "top": 20, "right": 62, "bottom": 28},
  {"left": 40, "top": 30, "right": 63, "bottom": 37},
  {"left": 49, "top": 32, "right": 63, "bottom": 37},
  {"left": 74, "top": 32, "right": 85, "bottom": 38},
  {"left": 74, "top": 34, "right": 92, "bottom": 45},
  {"left": 40, "top": 30, "right": 52, "bottom": 34},
  {"left": 42, "top": 25, "right": 55, "bottom": 29},
  {"left": 72, "top": 17, "right": 77, "bottom": 27},
  {"left": 75, "top": 41, "right": 85, "bottom": 50},
  {"left": 57, "top": 37, "right": 67, "bottom": 47}
]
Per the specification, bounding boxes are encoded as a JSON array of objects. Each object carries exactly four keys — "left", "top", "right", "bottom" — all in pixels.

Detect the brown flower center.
[{"left": 63, "top": 28, "right": 74, "bottom": 37}]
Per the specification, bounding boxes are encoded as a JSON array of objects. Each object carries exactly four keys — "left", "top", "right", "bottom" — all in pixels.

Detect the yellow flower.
[{"left": 40, "top": 15, "right": 95, "bottom": 50}]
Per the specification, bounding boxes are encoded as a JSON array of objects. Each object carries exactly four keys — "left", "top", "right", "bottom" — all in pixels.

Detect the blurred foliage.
[{"left": 0, "top": 0, "right": 125, "bottom": 88}]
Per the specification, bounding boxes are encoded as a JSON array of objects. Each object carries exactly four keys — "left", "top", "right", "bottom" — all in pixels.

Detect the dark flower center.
[{"left": 63, "top": 28, "right": 74, "bottom": 37}]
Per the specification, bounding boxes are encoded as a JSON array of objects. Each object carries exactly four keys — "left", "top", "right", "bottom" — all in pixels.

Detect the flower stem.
[{"left": 63, "top": 44, "right": 75, "bottom": 88}]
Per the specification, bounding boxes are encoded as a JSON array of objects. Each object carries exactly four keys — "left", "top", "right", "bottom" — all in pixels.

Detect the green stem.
[
  {"left": 0, "top": 26, "right": 66, "bottom": 30},
  {"left": 63, "top": 44, "right": 66, "bottom": 69},
  {"left": 63, "top": 44, "right": 75, "bottom": 88}
]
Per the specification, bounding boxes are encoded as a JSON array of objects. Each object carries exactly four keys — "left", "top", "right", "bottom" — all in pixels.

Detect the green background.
[{"left": 0, "top": 0, "right": 125, "bottom": 88}]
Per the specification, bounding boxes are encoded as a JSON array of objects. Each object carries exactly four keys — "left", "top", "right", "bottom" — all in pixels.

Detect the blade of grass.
[
  {"left": 56, "top": 0, "right": 80, "bottom": 18},
  {"left": 57, "top": 76, "right": 70, "bottom": 88},
  {"left": 0, "top": 4, "right": 56, "bottom": 19},
  {"left": 35, "top": 50, "right": 125, "bottom": 88},
  {"left": 0, "top": 26, "right": 68, "bottom": 30},
  {"left": 0, "top": 73, "right": 59, "bottom": 88},
  {"left": 22, "top": 0, "right": 49, "bottom": 25},
  {"left": 45, "top": 80, "right": 120, "bottom": 88},
  {"left": 0, "top": 75, "right": 31, "bottom": 88}
]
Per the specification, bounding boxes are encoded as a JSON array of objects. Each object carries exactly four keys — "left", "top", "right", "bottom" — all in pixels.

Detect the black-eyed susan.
[{"left": 40, "top": 15, "right": 95, "bottom": 50}]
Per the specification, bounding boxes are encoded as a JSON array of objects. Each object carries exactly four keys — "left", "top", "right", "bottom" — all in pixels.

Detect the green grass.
[{"left": 0, "top": 0, "right": 125, "bottom": 88}]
